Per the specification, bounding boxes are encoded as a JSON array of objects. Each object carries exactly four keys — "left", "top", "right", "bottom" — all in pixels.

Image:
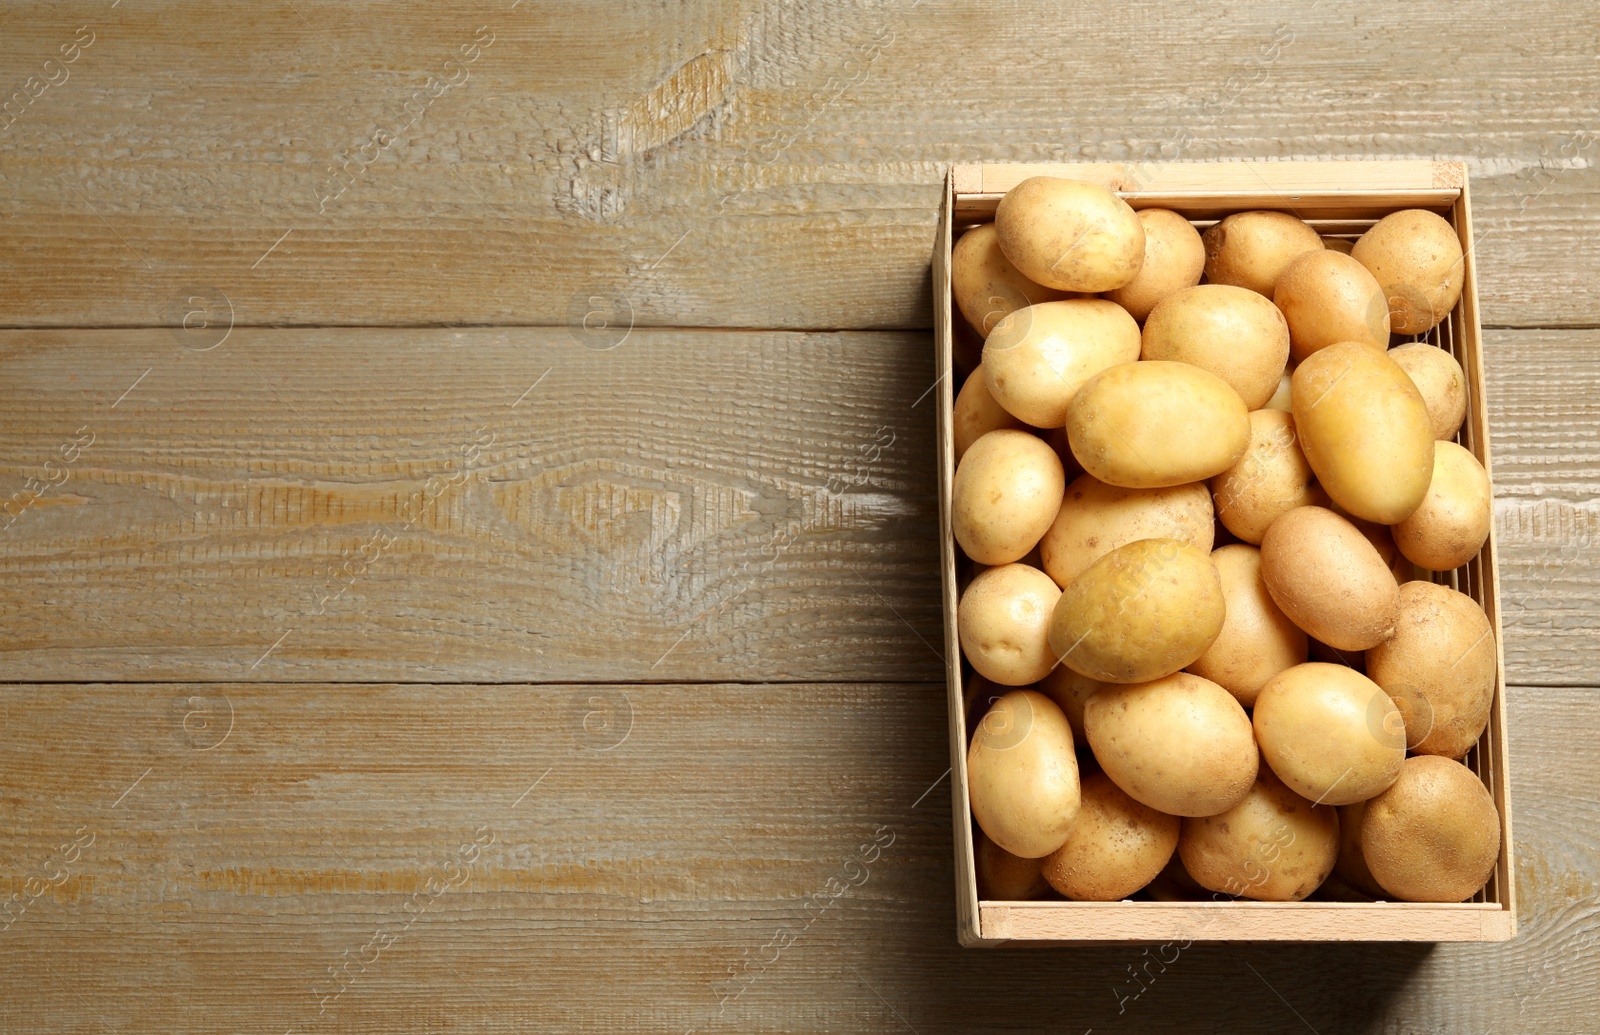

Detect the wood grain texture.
[
  {"left": 0, "top": 327, "right": 944, "bottom": 682},
  {"left": 0, "top": 1, "right": 1597, "bottom": 330},
  {"left": 0, "top": 681, "right": 1594, "bottom": 1033},
  {"left": 0, "top": 326, "right": 1595, "bottom": 684}
]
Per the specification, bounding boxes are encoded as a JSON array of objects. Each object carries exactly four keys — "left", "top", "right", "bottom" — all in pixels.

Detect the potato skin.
[
  {"left": 1188, "top": 545, "right": 1307, "bottom": 707},
  {"left": 983, "top": 300, "right": 1142, "bottom": 428},
  {"left": 1202, "top": 210, "right": 1324, "bottom": 297},
  {"left": 958, "top": 564, "right": 1062, "bottom": 686},
  {"left": 1274, "top": 250, "right": 1391, "bottom": 362},
  {"left": 1084, "top": 672, "right": 1257, "bottom": 817},
  {"left": 1066, "top": 361, "right": 1250, "bottom": 488},
  {"left": 1041, "top": 770, "right": 1179, "bottom": 900},
  {"left": 1104, "top": 208, "right": 1205, "bottom": 321},
  {"left": 968, "top": 690, "right": 1082, "bottom": 858},
  {"left": 951, "top": 223, "right": 1068, "bottom": 337},
  {"left": 1353, "top": 209, "right": 1465, "bottom": 335},
  {"left": 1392, "top": 442, "right": 1492, "bottom": 571},
  {"left": 1366, "top": 581, "right": 1496, "bottom": 758},
  {"left": 1211, "top": 409, "right": 1326, "bottom": 545},
  {"left": 1038, "top": 474, "right": 1214, "bottom": 589},
  {"left": 1388, "top": 342, "right": 1468, "bottom": 441},
  {"left": 1252, "top": 662, "right": 1405, "bottom": 806},
  {"left": 1140, "top": 284, "right": 1291, "bottom": 408},
  {"left": 1292, "top": 341, "right": 1435, "bottom": 524},
  {"left": 995, "top": 177, "right": 1146, "bottom": 292},
  {"left": 1049, "top": 538, "right": 1225, "bottom": 684},
  {"left": 1333, "top": 799, "right": 1386, "bottom": 898},
  {"left": 1038, "top": 665, "right": 1105, "bottom": 742},
  {"left": 1360, "top": 755, "right": 1500, "bottom": 902},
  {"left": 952, "top": 429, "right": 1065, "bottom": 565},
  {"left": 1179, "top": 765, "right": 1339, "bottom": 901},
  {"left": 975, "top": 828, "right": 1052, "bottom": 900},
  {"left": 1260, "top": 506, "right": 1401, "bottom": 651},
  {"left": 953, "top": 365, "right": 1026, "bottom": 463}
]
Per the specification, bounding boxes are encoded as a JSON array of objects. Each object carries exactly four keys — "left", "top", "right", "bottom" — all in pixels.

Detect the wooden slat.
[
  {"left": 0, "top": 1, "right": 1598, "bottom": 329},
  {"left": 0, "top": 326, "right": 1594, "bottom": 684},
  {"left": 0, "top": 327, "right": 944, "bottom": 682},
  {"left": 0, "top": 680, "right": 1593, "bottom": 1032}
]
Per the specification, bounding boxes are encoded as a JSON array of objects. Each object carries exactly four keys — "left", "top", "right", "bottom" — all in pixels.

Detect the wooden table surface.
[{"left": 1, "top": 2, "right": 1596, "bottom": 1031}]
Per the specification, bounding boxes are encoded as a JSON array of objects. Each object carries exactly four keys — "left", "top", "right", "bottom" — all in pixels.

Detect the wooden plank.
[
  {"left": 0, "top": 325, "right": 1594, "bottom": 685},
  {"left": 0, "top": 680, "right": 1593, "bottom": 1032},
  {"left": 0, "top": 1, "right": 1597, "bottom": 330},
  {"left": 0, "top": 327, "right": 944, "bottom": 683},
  {"left": 980, "top": 901, "right": 1510, "bottom": 945}
]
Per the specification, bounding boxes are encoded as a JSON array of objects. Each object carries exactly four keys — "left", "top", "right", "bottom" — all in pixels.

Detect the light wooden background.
[{"left": 1, "top": 1, "right": 1596, "bottom": 1031}]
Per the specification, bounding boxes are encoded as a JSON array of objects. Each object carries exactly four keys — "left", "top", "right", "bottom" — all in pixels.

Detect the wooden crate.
[{"left": 932, "top": 160, "right": 1516, "bottom": 945}]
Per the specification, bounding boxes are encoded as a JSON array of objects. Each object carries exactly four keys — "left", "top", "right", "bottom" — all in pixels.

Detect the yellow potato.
[
  {"left": 1388, "top": 342, "right": 1468, "bottom": 441},
  {"left": 1038, "top": 665, "right": 1105, "bottom": 743},
  {"left": 1252, "top": 662, "right": 1406, "bottom": 805},
  {"left": 953, "top": 365, "right": 1026, "bottom": 463},
  {"left": 1104, "top": 208, "right": 1205, "bottom": 321},
  {"left": 1264, "top": 367, "right": 1294, "bottom": 412},
  {"left": 958, "top": 563, "right": 1062, "bottom": 686},
  {"left": 1202, "top": 210, "right": 1324, "bottom": 296},
  {"left": 1188, "top": 545, "right": 1308, "bottom": 706},
  {"left": 1084, "top": 672, "right": 1257, "bottom": 817},
  {"left": 1274, "top": 250, "right": 1391, "bottom": 361},
  {"left": 1360, "top": 755, "right": 1500, "bottom": 901},
  {"left": 1366, "top": 581, "right": 1496, "bottom": 758},
  {"left": 968, "top": 690, "right": 1082, "bottom": 858},
  {"left": 994, "top": 177, "right": 1146, "bottom": 292},
  {"left": 1292, "top": 341, "right": 1435, "bottom": 524},
  {"left": 1353, "top": 209, "right": 1465, "bottom": 335},
  {"left": 983, "top": 300, "right": 1142, "bottom": 428},
  {"left": 1210, "top": 409, "right": 1326, "bottom": 544},
  {"left": 1179, "top": 765, "right": 1339, "bottom": 901},
  {"left": 1260, "top": 506, "right": 1401, "bottom": 651},
  {"left": 975, "top": 828, "right": 1052, "bottom": 900},
  {"left": 1333, "top": 799, "right": 1386, "bottom": 898},
  {"left": 1392, "top": 442, "right": 1491, "bottom": 571},
  {"left": 1066, "top": 361, "right": 1250, "bottom": 488},
  {"left": 951, "top": 223, "right": 1067, "bottom": 337},
  {"left": 1140, "top": 284, "right": 1291, "bottom": 408},
  {"left": 1041, "top": 770, "right": 1179, "bottom": 900},
  {"left": 952, "top": 429, "right": 1065, "bottom": 565},
  {"left": 1049, "top": 539, "right": 1225, "bottom": 684},
  {"left": 1038, "top": 474, "right": 1214, "bottom": 588}
]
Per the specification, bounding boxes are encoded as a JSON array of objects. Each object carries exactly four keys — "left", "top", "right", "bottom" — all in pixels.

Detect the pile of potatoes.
[{"left": 952, "top": 177, "right": 1501, "bottom": 905}]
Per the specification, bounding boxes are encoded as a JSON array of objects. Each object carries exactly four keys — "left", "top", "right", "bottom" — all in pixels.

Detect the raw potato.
[
  {"left": 1292, "top": 341, "right": 1435, "bottom": 524},
  {"left": 1041, "top": 770, "right": 1179, "bottom": 900},
  {"left": 1211, "top": 409, "right": 1326, "bottom": 545},
  {"left": 1188, "top": 545, "right": 1308, "bottom": 707},
  {"left": 1264, "top": 368, "right": 1294, "bottom": 412},
  {"left": 958, "top": 564, "right": 1062, "bottom": 686},
  {"left": 1038, "top": 666, "right": 1105, "bottom": 742},
  {"left": 994, "top": 176, "right": 1146, "bottom": 292},
  {"left": 1353, "top": 209, "right": 1466, "bottom": 335},
  {"left": 1066, "top": 361, "right": 1250, "bottom": 488},
  {"left": 1038, "top": 474, "right": 1214, "bottom": 588},
  {"left": 968, "top": 690, "right": 1082, "bottom": 858},
  {"left": 1260, "top": 506, "right": 1402, "bottom": 651},
  {"left": 983, "top": 300, "right": 1142, "bottom": 428},
  {"left": 1049, "top": 539, "right": 1225, "bottom": 684},
  {"left": 975, "top": 829, "right": 1052, "bottom": 900},
  {"left": 1104, "top": 208, "right": 1205, "bottom": 321},
  {"left": 1360, "top": 755, "right": 1500, "bottom": 902},
  {"left": 952, "top": 429, "right": 1065, "bottom": 565},
  {"left": 1392, "top": 442, "right": 1492, "bottom": 571},
  {"left": 951, "top": 223, "right": 1067, "bottom": 337},
  {"left": 1084, "top": 672, "right": 1257, "bottom": 817},
  {"left": 1366, "top": 581, "right": 1497, "bottom": 758},
  {"left": 1274, "top": 249, "right": 1391, "bottom": 361},
  {"left": 1202, "top": 210, "right": 1324, "bottom": 297},
  {"left": 1140, "top": 284, "right": 1291, "bottom": 410},
  {"left": 1334, "top": 800, "right": 1386, "bottom": 898},
  {"left": 1179, "top": 765, "right": 1339, "bottom": 901},
  {"left": 1388, "top": 342, "right": 1468, "bottom": 441},
  {"left": 1252, "top": 663, "right": 1405, "bottom": 806},
  {"left": 953, "top": 364, "right": 1025, "bottom": 462}
]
